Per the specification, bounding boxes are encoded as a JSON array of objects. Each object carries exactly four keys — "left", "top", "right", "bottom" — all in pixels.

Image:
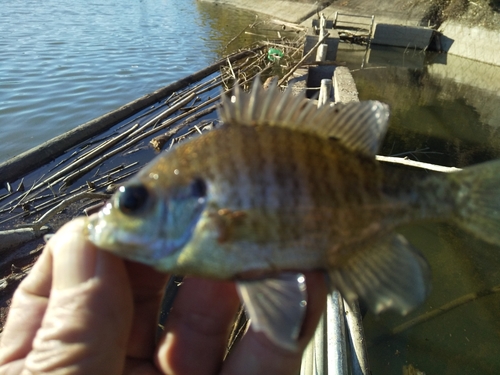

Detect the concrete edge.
[{"left": 198, "top": 0, "right": 326, "bottom": 24}]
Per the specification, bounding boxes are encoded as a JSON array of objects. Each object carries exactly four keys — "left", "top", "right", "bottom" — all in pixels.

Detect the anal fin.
[
  {"left": 236, "top": 272, "right": 307, "bottom": 351},
  {"left": 328, "top": 234, "right": 431, "bottom": 315}
]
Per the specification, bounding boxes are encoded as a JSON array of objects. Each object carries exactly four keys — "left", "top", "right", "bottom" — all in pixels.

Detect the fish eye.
[
  {"left": 116, "top": 184, "right": 150, "bottom": 215},
  {"left": 191, "top": 178, "right": 207, "bottom": 199}
]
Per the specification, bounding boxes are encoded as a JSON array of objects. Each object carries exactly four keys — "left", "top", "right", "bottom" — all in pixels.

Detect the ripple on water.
[{"left": 1, "top": 0, "right": 259, "bottom": 162}]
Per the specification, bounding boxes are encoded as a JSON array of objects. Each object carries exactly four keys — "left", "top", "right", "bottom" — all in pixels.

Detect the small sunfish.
[{"left": 87, "top": 79, "right": 500, "bottom": 350}]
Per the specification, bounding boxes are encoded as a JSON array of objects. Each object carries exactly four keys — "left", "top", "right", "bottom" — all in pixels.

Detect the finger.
[
  {"left": 0, "top": 222, "right": 58, "bottom": 365},
  {"left": 20, "top": 217, "right": 133, "bottom": 374},
  {"left": 221, "top": 272, "right": 328, "bottom": 375},
  {"left": 124, "top": 261, "right": 169, "bottom": 359},
  {"left": 156, "top": 278, "right": 241, "bottom": 375}
]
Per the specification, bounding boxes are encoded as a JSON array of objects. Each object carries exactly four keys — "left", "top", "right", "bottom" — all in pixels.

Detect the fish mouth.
[{"left": 86, "top": 212, "right": 106, "bottom": 246}]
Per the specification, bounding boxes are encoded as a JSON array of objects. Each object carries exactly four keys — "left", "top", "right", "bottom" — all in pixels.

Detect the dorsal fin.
[{"left": 219, "top": 77, "right": 390, "bottom": 156}]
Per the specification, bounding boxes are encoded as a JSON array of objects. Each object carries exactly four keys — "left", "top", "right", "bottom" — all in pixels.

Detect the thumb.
[{"left": 24, "top": 218, "right": 133, "bottom": 374}]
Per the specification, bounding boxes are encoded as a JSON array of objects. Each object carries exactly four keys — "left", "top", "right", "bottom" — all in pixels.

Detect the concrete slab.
[
  {"left": 318, "top": 0, "right": 429, "bottom": 27},
  {"left": 333, "top": 66, "right": 359, "bottom": 103},
  {"left": 198, "top": 0, "right": 323, "bottom": 24},
  {"left": 372, "top": 24, "right": 434, "bottom": 49}
]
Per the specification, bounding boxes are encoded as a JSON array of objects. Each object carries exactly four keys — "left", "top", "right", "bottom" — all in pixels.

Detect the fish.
[{"left": 86, "top": 78, "right": 500, "bottom": 351}]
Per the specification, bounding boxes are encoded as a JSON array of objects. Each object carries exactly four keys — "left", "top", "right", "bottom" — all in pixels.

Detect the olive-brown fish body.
[
  {"left": 86, "top": 80, "right": 500, "bottom": 350},
  {"left": 91, "top": 122, "right": 453, "bottom": 278}
]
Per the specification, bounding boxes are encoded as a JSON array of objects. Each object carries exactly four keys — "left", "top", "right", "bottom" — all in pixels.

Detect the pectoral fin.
[
  {"left": 236, "top": 272, "right": 307, "bottom": 351},
  {"left": 328, "top": 234, "right": 431, "bottom": 314}
]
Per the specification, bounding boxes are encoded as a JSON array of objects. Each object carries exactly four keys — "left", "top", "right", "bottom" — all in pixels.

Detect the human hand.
[{"left": 0, "top": 218, "right": 327, "bottom": 375}]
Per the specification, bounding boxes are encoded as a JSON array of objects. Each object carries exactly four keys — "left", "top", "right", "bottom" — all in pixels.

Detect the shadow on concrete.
[
  {"left": 435, "top": 33, "right": 455, "bottom": 53},
  {"left": 305, "top": 65, "right": 335, "bottom": 98}
]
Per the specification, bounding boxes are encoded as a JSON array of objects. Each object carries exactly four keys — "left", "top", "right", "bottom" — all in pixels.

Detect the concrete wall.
[
  {"left": 371, "top": 24, "right": 434, "bottom": 49},
  {"left": 427, "top": 53, "right": 500, "bottom": 129},
  {"left": 439, "top": 21, "right": 500, "bottom": 66}
]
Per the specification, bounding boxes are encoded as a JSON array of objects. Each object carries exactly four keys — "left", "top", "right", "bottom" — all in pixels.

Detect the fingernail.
[{"left": 52, "top": 220, "right": 98, "bottom": 290}]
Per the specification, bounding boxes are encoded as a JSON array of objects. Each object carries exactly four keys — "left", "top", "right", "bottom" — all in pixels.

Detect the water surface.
[
  {"left": 337, "top": 44, "right": 500, "bottom": 375},
  {"left": 0, "top": 0, "right": 260, "bottom": 162}
]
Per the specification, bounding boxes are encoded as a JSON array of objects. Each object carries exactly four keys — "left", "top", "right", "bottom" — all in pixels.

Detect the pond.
[{"left": 0, "top": 0, "right": 264, "bottom": 163}]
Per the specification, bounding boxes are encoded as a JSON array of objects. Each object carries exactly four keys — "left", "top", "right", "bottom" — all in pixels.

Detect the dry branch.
[
  {"left": 0, "top": 226, "right": 51, "bottom": 253},
  {"left": 32, "top": 124, "right": 140, "bottom": 192},
  {"left": 127, "top": 93, "right": 196, "bottom": 139},
  {"left": 376, "top": 155, "right": 461, "bottom": 173},
  {"left": 32, "top": 192, "right": 110, "bottom": 230},
  {"left": 391, "top": 284, "right": 500, "bottom": 336},
  {"left": 150, "top": 105, "right": 218, "bottom": 151}
]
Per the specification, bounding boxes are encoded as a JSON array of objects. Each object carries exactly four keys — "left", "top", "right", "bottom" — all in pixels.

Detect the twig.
[
  {"left": 127, "top": 93, "right": 196, "bottom": 139},
  {"left": 259, "top": 40, "right": 302, "bottom": 51},
  {"left": 32, "top": 192, "right": 110, "bottom": 230},
  {"left": 270, "top": 19, "right": 305, "bottom": 31},
  {"left": 376, "top": 155, "right": 461, "bottom": 173},
  {"left": 227, "top": 58, "right": 237, "bottom": 80},
  {"left": 391, "top": 284, "right": 500, "bottom": 336},
  {"left": 60, "top": 96, "right": 221, "bottom": 189},
  {"left": 32, "top": 124, "right": 140, "bottom": 192},
  {"left": 224, "top": 16, "right": 259, "bottom": 50},
  {"left": 5, "top": 173, "right": 46, "bottom": 213},
  {"left": 150, "top": 105, "right": 217, "bottom": 151}
]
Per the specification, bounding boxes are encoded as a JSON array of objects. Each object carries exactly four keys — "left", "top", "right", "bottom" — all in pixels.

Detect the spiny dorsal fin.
[{"left": 218, "top": 77, "right": 390, "bottom": 156}]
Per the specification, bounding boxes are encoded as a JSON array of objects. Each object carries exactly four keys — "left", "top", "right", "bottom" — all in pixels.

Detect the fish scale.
[{"left": 87, "top": 79, "right": 500, "bottom": 350}]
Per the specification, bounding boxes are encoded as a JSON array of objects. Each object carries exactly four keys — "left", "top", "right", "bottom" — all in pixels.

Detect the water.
[
  {"left": 336, "top": 45, "right": 500, "bottom": 375},
  {"left": 0, "top": 0, "right": 261, "bottom": 163}
]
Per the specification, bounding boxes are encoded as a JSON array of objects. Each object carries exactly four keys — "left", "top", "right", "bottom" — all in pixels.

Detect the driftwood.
[{"left": 0, "top": 226, "right": 51, "bottom": 253}]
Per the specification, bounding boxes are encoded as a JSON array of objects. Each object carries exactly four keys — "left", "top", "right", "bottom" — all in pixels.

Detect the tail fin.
[{"left": 451, "top": 159, "right": 500, "bottom": 246}]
